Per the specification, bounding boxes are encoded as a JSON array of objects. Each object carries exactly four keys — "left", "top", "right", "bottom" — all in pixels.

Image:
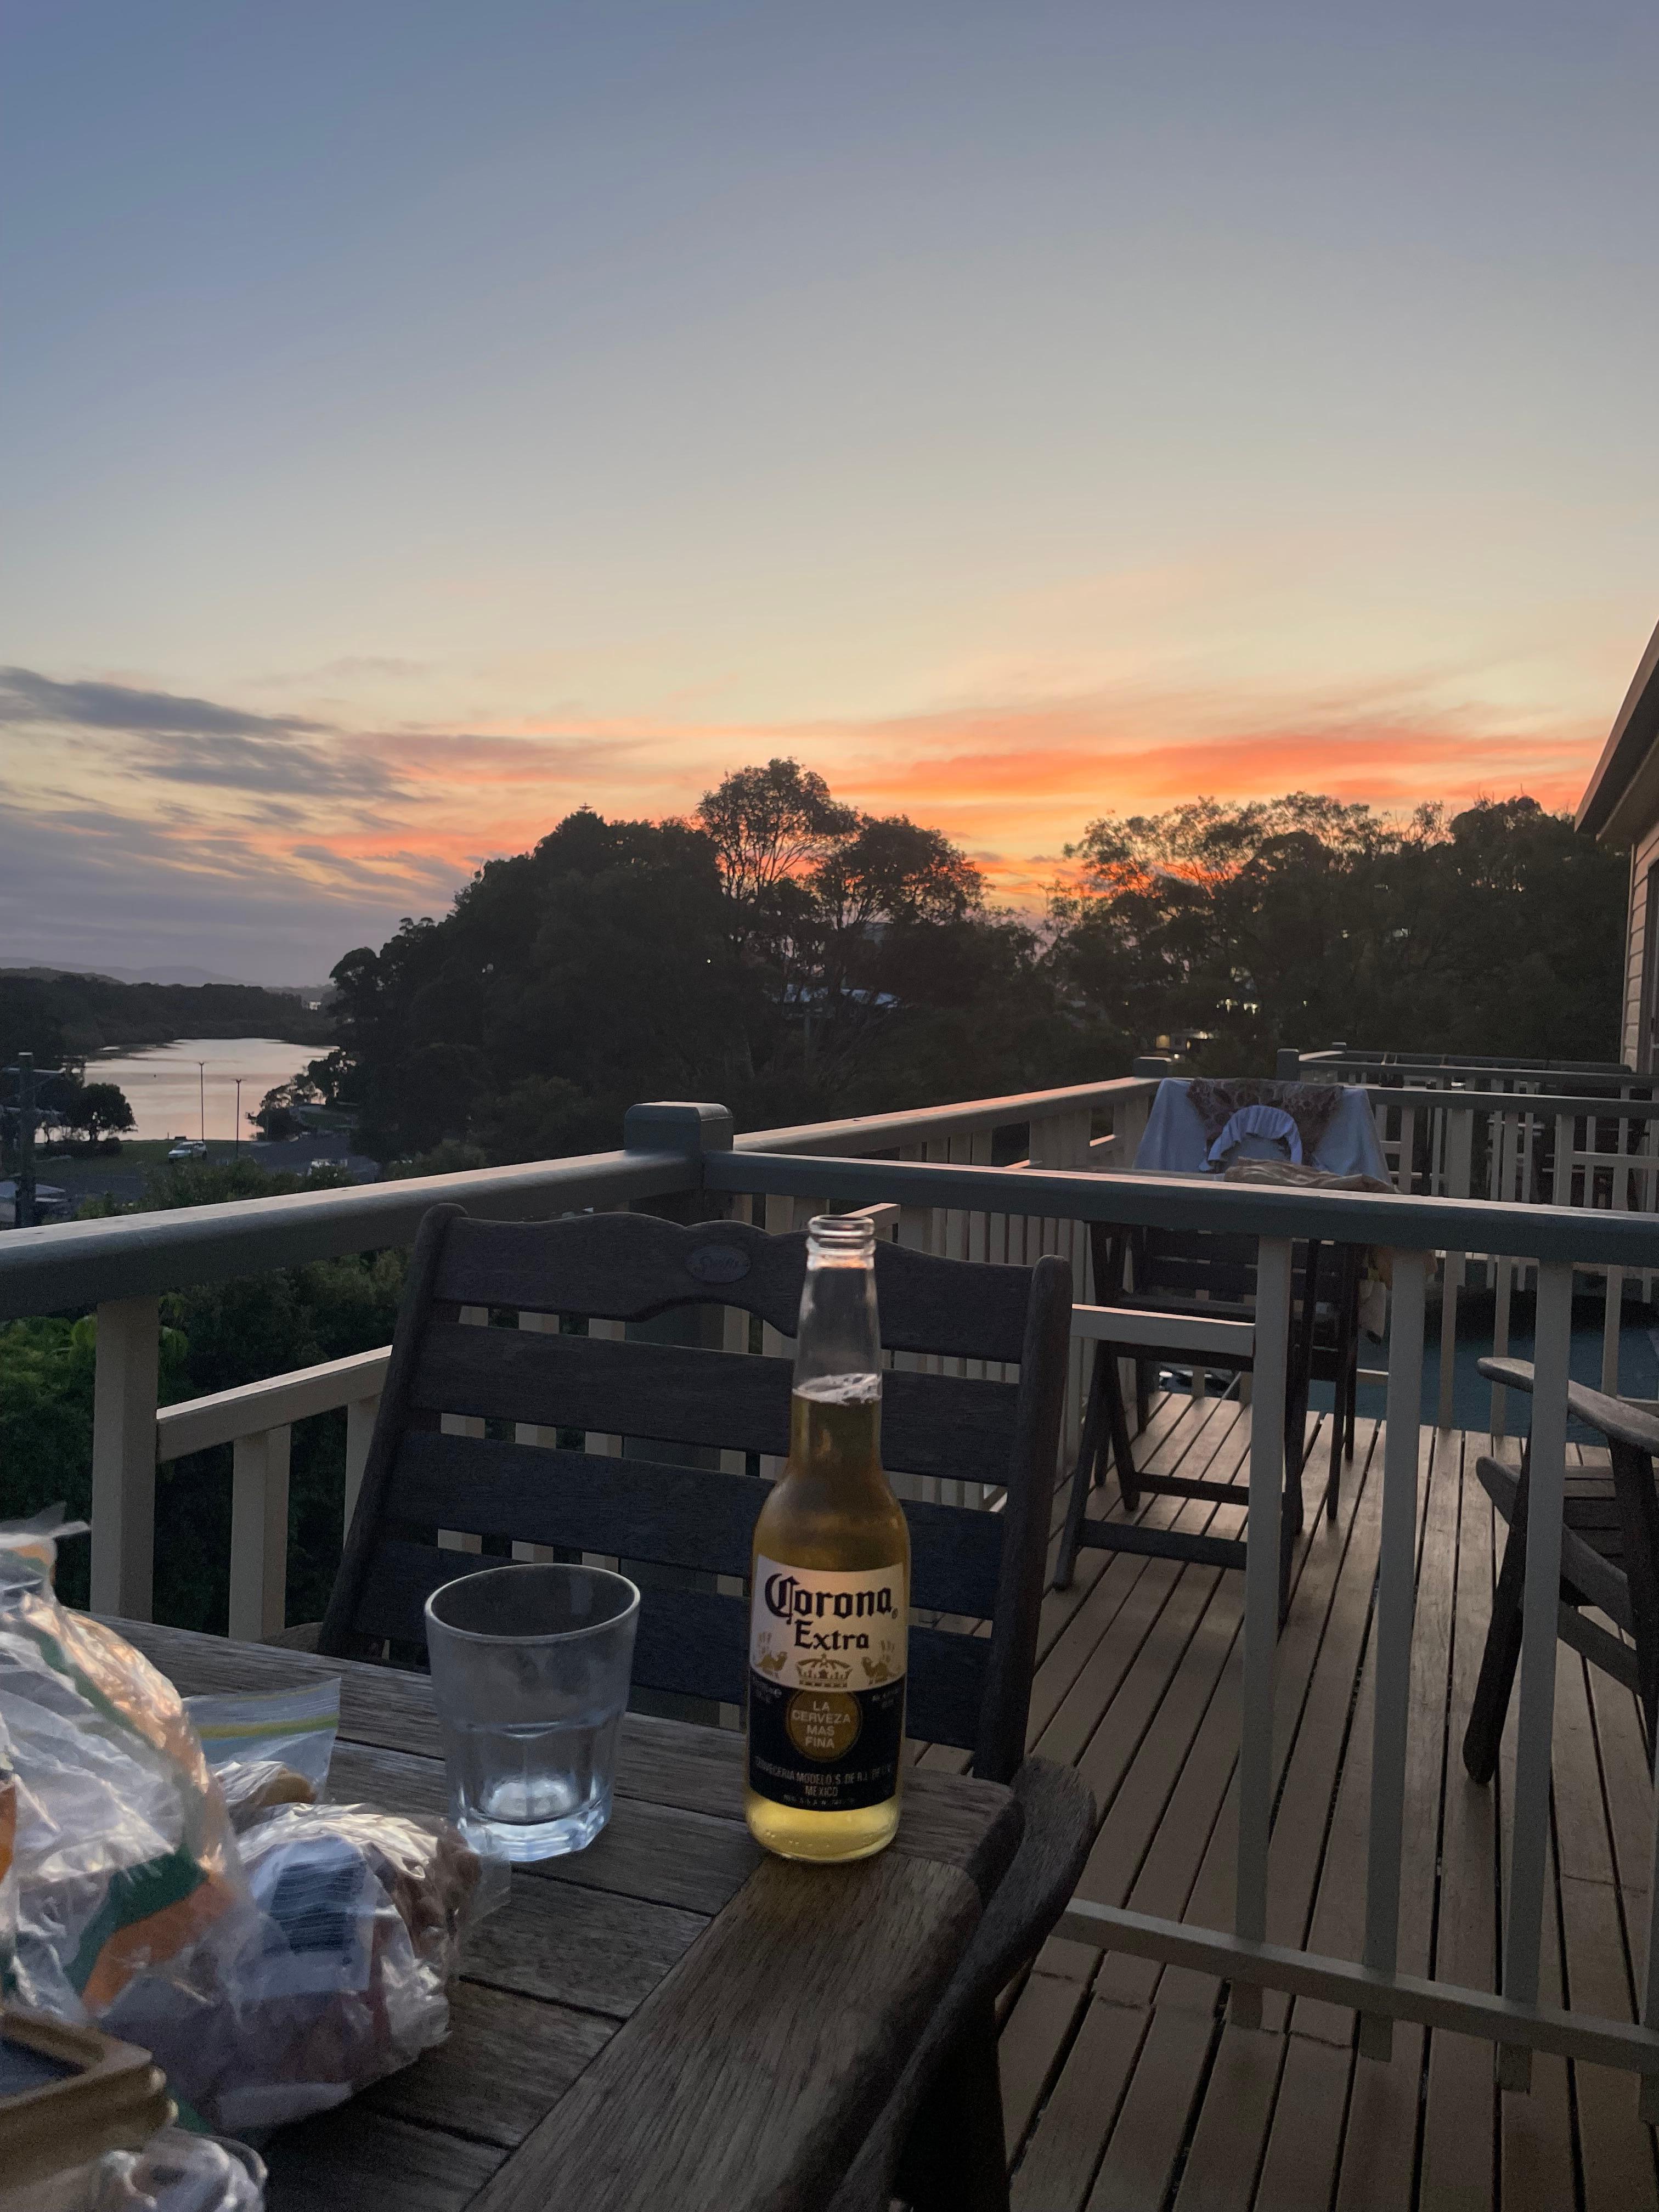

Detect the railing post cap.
[
  {"left": 623, "top": 1102, "right": 735, "bottom": 1155},
  {"left": 1133, "top": 1056, "right": 1173, "bottom": 1079}
]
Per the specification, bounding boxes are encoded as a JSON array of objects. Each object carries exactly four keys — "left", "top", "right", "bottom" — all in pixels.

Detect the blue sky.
[{"left": 4, "top": 1, "right": 1656, "bottom": 977}]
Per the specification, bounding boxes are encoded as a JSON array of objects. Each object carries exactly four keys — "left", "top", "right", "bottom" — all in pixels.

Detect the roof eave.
[{"left": 1577, "top": 614, "right": 1659, "bottom": 842}]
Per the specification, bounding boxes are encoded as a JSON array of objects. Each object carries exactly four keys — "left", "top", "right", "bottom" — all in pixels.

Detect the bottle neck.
[{"left": 793, "top": 1244, "right": 881, "bottom": 1398}]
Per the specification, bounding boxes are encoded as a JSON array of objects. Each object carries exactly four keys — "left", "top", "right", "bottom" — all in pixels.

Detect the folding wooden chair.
[{"left": 1462, "top": 1355, "right": 1659, "bottom": 1781}]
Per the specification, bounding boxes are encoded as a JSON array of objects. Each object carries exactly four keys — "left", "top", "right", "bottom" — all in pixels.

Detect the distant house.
[{"left": 1577, "top": 617, "right": 1659, "bottom": 1069}]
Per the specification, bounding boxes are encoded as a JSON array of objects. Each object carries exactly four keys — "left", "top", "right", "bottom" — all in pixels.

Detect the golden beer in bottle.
[{"left": 744, "top": 1213, "right": 910, "bottom": 1861}]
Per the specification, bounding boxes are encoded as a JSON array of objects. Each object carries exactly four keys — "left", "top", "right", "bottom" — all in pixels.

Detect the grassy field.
[{"left": 42, "top": 1138, "right": 237, "bottom": 1169}]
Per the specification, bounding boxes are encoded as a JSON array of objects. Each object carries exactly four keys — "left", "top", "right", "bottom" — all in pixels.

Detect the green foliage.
[
  {"left": 2, "top": 1158, "right": 404, "bottom": 1628},
  {"left": 81, "top": 1156, "right": 315, "bottom": 1215},
  {"left": 0, "top": 1313, "right": 188, "bottom": 1611},
  {"left": 156, "top": 1250, "right": 406, "bottom": 1630},
  {"left": 385, "top": 1140, "right": 493, "bottom": 1180}
]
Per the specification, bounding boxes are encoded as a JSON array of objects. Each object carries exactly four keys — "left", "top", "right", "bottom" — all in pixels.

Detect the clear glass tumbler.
[{"left": 425, "top": 1562, "right": 640, "bottom": 1861}]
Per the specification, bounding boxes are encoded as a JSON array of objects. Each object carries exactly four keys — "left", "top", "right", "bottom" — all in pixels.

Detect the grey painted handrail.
[
  {"left": 0, "top": 1148, "right": 695, "bottom": 1321},
  {"left": 1357, "top": 1085, "right": 1659, "bottom": 1120},
  {"left": 732, "top": 1075, "right": 1155, "bottom": 1156},
  {"left": 706, "top": 1150, "right": 1659, "bottom": 1268}
]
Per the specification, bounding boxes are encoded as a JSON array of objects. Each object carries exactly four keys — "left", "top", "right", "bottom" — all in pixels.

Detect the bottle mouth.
[{"left": 807, "top": 1212, "right": 877, "bottom": 1258}]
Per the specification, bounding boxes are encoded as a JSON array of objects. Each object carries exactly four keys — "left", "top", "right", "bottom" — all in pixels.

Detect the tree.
[
  {"left": 326, "top": 771, "right": 1103, "bottom": 1164},
  {"left": 76, "top": 1081, "right": 136, "bottom": 1139},
  {"left": 38, "top": 1075, "right": 136, "bottom": 1143},
  {"left": 251, "top": 1084, "right": 311, "bottom": 1139},
  {"left": 697, "top": 758, "right": 858, "bottom": 912},
  {"left": 330, "top": 809, "right": 764, "bottom": 1161},
  {"left": 1053, "top": 793, "right": 1626, "bottom": 1063}
]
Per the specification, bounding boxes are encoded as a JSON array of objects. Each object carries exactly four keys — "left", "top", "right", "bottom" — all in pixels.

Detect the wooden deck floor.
[{"left": 960, "top": 1392, "right": 1658, "bottom": 2212}]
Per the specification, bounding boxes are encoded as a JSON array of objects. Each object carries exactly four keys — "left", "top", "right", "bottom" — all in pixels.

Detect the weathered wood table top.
[{"left": 114, "top": 1621, "right": 1022, "bottom": 2212}]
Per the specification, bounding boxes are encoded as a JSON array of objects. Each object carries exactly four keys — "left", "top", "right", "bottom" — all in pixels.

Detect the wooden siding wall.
[{"left": 1625, "top": 826, "right": 1659, "bottom": 1069}]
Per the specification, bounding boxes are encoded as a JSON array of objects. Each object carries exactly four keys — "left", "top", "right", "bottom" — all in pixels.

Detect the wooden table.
[{"left": 114, "top": 1621, "right": 1022, "bottom": 2212}]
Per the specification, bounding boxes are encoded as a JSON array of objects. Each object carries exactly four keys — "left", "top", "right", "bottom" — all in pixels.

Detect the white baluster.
[
  {"left": 1231, "top": 1235, "right": 1292, "bottom": 2029},
  {"left": 1359, "top": 1248, "right": 1428, "bottom": 2058},
  {"left": 229, "top": 1424, "right": 291, "bottom": 1641},
  {"left": 1497, "top": 1258, "right": 1574, "bottom": 2090}
]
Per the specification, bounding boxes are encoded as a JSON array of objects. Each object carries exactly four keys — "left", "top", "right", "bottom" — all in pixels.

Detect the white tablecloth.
[{"left": 1132, "top": 1079, "right": 1390, "bottom": 1181}]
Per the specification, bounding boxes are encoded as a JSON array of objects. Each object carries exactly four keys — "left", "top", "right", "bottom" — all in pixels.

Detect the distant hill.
[
  {"left": 7, "top": 963, "right": 335, "bottom": 998},
  {"left": 0, "top": 972, "right": 336, "bottom": 1065}
]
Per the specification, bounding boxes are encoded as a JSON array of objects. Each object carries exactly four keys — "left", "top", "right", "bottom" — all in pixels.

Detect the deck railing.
[
  {"left": 4, "top": 1072, "right": 1659, "bottom": 2107},
  {"left": 0, "top": 1077, "right": 1155, "bottom": 1626},
  {"left": 1283, "top": 1045, "right": 1659, "bottom": 1429}
]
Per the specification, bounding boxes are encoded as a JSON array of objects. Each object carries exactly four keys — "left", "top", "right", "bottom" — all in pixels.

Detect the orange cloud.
[{"left": 285, "top": 693, "right": 1607, "bottom": 906}]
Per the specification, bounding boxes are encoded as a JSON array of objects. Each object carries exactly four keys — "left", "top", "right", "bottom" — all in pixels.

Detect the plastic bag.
[
  {"left": 0, "top": 1563, "right": 476, "bottom": 2135},
  {"left": 0, "top": 1562, "right": 249, "bottom": 2030},
  {"left": 0, "top": 1513, "right": 90, "bottom": 1590},
  {"left": 109, "top": 1807, "right": 479, "bottom": 2136},
  {"left": 2, "top": 2128, "right": 266, "bottom": 2212},
  {"left": 184, "top": 1683, "right": 340, "bottom": 1796},
  {"left": 1, "top": 1708, "right": 16, "bottom": 1994},
  {"left": 184, "top": 1684, "right": 340, "bottom": 1831}
]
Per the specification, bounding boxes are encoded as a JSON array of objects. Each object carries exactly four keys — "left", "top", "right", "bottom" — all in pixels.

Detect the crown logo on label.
[{"left": 795, "top": 1655, "right": 853, "bottom": 1691}]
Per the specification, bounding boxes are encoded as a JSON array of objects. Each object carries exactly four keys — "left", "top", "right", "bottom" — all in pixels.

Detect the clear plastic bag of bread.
[
  {"left": 107, "top": 1801, "right": 482, "bottom": 2135},
  {"left": 0, "top": 1553, "right": 481, "bottom": 2136}
]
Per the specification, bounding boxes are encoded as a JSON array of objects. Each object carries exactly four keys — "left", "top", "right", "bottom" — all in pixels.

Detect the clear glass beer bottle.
[{"left": 744, "top": 1214, "right": 910, "bottom": 1861}]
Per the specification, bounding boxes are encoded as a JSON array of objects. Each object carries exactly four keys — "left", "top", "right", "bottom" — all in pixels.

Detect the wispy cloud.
[{"left": 0, "top": 667, "right": 332, "bottom": 739}]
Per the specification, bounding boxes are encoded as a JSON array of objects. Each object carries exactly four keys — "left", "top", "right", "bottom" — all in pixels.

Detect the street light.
[
  {"left": 196, "top": 1060, "right": 207, "bottom": 1145},
  {"left": 234, "top": 1076, "right": 244, "bottom": 1155}
]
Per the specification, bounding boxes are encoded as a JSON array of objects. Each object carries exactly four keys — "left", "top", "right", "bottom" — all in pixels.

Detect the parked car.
[{"left": 166, "top": 1140, "right": 207, "bottom": 1161}]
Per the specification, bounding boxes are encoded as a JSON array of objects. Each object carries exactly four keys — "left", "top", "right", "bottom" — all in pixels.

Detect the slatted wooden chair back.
[
  {"left": 319, "top": 1205, "right": 1074, "bottom": 1783},
  {"left": 1125, "top": 1224, "right": 1263, "bottom": 1313}
]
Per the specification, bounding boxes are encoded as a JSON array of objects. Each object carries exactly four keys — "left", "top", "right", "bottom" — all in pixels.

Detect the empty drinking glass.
[{"left": 425, "top": 1562, "right": 640, "bottom": 1861}]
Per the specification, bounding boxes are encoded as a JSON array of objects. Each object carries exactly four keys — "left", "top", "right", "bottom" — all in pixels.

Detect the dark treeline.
[
  {"left": 1053, "top": 791, "right": 1625, "bottom": 1069},
  {"left": 0, "top": 972, "right": 333, "bottom": 1067},
  {"left": 325, "top": 768, "right": 1627, "bottom": 1167}
]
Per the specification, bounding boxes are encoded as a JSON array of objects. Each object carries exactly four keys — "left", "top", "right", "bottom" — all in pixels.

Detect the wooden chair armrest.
[
  {"left": 1476, "top": 1358, "right": 1659, "bottom": 1457},
  {"left": 830, "top": 1757, "right": 1096, "bottom": 2212},
  {"left": 1474, "top": 1456, "right": 1634, "bottom": 1632}
]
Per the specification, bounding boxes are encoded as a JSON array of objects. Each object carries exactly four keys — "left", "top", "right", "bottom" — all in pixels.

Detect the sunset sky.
[{"left": 4, "top": 2, "right": 1656, "bottom": 982}]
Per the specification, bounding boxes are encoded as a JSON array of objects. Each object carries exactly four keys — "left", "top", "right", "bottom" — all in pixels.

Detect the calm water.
[{"left": 88, "top": 1036, "right": 315, "bottom": 1143}]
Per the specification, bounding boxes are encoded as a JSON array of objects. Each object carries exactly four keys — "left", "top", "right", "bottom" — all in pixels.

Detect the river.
[{"left": 88, "top": 1037, "right": 318, "bottom": 1143}]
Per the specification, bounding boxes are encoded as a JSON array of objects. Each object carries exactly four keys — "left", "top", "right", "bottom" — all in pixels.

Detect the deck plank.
[
  {"left": 995, "top": 1394, "right": 1651, "bottom": 2212},
  {"left": 1419, "top": 1425, "right": 1500, "bottom": 2212},
  {"left": 1328, "top": 1420, "right": 1458, "bottom": 2212}
]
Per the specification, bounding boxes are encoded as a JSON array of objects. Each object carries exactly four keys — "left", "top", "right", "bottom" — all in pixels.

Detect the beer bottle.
[{"left": 744, "top": 1212, "right": 910, "bottom": 1861}]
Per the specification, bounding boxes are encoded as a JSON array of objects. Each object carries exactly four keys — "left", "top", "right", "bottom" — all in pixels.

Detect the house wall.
[{"left": 1625, "top": 817, "right": 1659, "bottom": 1068}]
